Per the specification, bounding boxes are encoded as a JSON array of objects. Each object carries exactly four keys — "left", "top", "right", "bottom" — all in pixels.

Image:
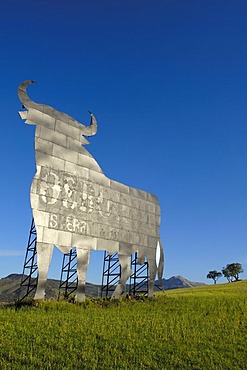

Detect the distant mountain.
[
  {"left": 161, "top": 275, "right": 206, "bottom": 290},
  {"left": 0, "top": 274, "right": 206, "bottom": 303}
]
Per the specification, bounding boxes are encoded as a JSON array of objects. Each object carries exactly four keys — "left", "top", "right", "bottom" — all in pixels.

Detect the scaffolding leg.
[
  {"left": 129, "top": 252, "right": 163, "bottom": 295},
  {"left": 101, "top": 251, "right": 121, "bottom": 298},
  {"left": 18, "top": 218, "right": 38, "bottom": 301},
  {"left": 129, "top": 252, "right": 149, "bottom": 295},
  {"left": 58, "top": 248, "right": 78, "bottom": 300}
]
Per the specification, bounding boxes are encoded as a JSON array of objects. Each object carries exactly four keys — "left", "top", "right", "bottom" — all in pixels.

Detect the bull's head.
[{"left": 18, "top": 80, "right": 98, "bottom": 139}]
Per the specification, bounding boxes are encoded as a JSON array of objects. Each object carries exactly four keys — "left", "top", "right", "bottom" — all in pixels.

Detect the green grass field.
[{"left": 0, "top": 281, "right": 246, "bottom": 370}]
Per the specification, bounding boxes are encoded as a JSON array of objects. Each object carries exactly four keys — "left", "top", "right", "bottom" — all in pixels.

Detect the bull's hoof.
[
  {"left": 75, "top": 293, "right": 86, "bottom": 302},
  {"left": 34, "top": 293, "right": 45, "bottom": 300}
]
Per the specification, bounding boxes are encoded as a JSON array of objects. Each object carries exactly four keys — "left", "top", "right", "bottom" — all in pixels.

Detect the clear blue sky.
[{"left": 0, "top": 0, "right": 246, "bottom": 284}]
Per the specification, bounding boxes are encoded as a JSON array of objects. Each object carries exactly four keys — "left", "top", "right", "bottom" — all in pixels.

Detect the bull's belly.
[{"left": 30, "top": 167, "right": 160, "bottom": 252}]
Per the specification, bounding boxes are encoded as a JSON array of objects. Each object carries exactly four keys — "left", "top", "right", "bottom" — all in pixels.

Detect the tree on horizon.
[
  {"left": 222, "top": 263, "right": 244, "bottom": 282},
  {"left": 206, "top": 270, "right": 222, "bottom": 284}
]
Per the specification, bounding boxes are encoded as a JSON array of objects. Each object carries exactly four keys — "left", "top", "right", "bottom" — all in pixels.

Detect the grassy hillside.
[{"left": 0, "top": 281, "right": 246, "bottom": 369}]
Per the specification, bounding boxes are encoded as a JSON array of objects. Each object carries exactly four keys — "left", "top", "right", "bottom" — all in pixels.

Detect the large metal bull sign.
[{"left": 18, "top": 80, "right": 164, "bottom": 300}]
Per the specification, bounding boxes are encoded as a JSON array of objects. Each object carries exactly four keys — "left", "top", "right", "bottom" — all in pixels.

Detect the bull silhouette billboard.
[{"left": 18, "top": 80, "right": 164, "bottom": 300}]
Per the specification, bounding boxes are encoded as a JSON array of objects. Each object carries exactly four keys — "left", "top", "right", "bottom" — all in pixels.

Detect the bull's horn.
[
  {"left": 18, "top": 80, "right": 38, "bottom": 109},
  {"left": 18, "top": 80, "right": 98, "bottom": 137},
  {"left": 82, "top": 111, "right": 98, "bottom": 136}
]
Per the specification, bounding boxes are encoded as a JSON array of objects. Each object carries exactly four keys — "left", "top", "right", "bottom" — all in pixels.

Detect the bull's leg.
[
  {"left": 34, "top": 242, "right": 54, "bottom": 300},
  {"left": 76, "top": 248, "right": 90, "bottom": 301},
  {"left": 148, "top": 259, "right": 157, "bottom": 297},
  {"left": 111, "top": 254, "right": 131, "bottom": 299}
]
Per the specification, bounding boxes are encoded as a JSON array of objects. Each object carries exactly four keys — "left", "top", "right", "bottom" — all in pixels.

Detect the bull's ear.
[
  {"left": 18, "top": 111, "right": 28, "bottom": 120},
  {"left": 18, "top": 110, "right": 35, "bottom": 125},
  {"left": 81, "top": 135, "right": 90, "bottom": 145}
]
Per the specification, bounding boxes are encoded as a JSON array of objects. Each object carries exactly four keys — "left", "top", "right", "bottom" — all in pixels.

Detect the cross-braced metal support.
[
  {"left": 18, "top": 218, "right": 38, "bottom": 301},
  {"left": 129, "top": 253, "right": 163, "bottom": 295},
  {"left": 101, "top": 251, "right": 121, "bottom": 298},
  {"left": 129, "top": 252, "right": 149, "bottom": 295},
  {"left": 58, "top": 248, "right": 78, "bottom": 299}
]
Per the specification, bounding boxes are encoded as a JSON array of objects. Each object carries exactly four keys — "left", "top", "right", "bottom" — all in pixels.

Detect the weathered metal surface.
[{"left": 18, "top": 80, "right": 164, "bottom": 300}]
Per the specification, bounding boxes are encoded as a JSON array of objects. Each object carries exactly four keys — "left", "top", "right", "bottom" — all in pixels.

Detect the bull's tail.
[{"left": 157, "top": 240, "right": 164, "bottom": 288}]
